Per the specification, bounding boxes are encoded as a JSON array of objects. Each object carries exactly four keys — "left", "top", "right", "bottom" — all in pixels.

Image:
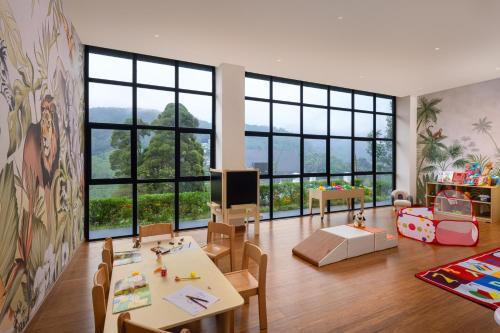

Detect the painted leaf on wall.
[{"left": 0, "top": 162, "right": 19, "bottom": 286}]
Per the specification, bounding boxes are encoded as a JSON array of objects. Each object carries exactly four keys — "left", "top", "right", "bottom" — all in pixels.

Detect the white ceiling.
[{"left": 64, "top": 0, "right": 500, "bottom": 97}]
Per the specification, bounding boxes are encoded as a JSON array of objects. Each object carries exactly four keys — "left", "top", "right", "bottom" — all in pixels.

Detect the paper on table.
[
  {"left": 163, "top": 284, "right": 219, "bottom": 315},
  {"left": 113, "top": 251, "right": 142, "bottom": 266}
]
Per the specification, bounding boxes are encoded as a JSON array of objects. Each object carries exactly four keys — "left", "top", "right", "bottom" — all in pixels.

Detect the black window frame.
[
  {"left": 244, "top": 72, "right": 396, "bottom": 220},
  {"left": 84, "top": 46, "right": 216, "bottom": 241}
]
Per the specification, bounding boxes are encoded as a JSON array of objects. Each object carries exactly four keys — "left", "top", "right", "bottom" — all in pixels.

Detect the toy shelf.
[{"left": 425, "top": 182, "right": 500, "bottom": 223}]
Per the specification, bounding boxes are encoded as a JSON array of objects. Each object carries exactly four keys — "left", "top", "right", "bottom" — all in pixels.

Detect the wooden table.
[
  {"left": 103, "top": 236, "right": 243, "bottom": 333},
  {"left": 308, "top": 188, "right": 365, "bottom": 220},
  {"left": 208, "top": 202, "right": 260, "bottom": 235}
]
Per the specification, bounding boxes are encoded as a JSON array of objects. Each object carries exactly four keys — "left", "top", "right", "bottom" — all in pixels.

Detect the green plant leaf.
[{"left": 0, "top": 162, "right": 19, "bottom": 285}]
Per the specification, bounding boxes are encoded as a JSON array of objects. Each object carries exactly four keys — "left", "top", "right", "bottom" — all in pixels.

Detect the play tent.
[{"left": 397, "top": 189, "right": 478, "bottom": 246}]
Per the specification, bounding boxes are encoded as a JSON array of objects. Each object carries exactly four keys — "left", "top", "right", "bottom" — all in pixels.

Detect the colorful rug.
[{"left": 416, "top": 248, "right": 500, "bottom": 309}]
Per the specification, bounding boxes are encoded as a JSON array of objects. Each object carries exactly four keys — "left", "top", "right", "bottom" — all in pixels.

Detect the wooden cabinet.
[{"left": 425, "top": 182, "right": 500, "bottom": 223}]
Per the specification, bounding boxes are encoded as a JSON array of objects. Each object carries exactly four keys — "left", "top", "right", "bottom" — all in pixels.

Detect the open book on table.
[{"left": 112, "top": 274, "right": 152, "bottom": 313}]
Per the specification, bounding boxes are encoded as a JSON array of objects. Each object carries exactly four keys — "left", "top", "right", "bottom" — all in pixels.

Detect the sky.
[{"left": 88, "top": 53, "right": 392, "bottom": 134}]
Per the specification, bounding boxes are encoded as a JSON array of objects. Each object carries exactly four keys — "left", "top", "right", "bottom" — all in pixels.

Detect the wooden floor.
[{"left": 26, "top": 207, "right": 500, "bottom": 333}]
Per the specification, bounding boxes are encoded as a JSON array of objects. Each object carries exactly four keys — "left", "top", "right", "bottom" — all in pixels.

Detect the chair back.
[
  {"left": 92, "top": 265, "right": 108, "bottom": 333},
  {"left": 139, "top": 223, "right": 174, "bottom": 242},
  {"left": 104, "top": 237, "right": 114, "bottom": 260},
  {"left": 391, "top": 189, "right": 413, "bottom": 203},
  {"left": 242, "top": 241, "right": 267, "bottom": 293},
  {"left": 117, "top": 312, "right": 190, "bottom": 333},
  {"left": 97, "top": 262, "right": 110, "bottom": 302},
  {"left": 102, "top": 247, "right": 113, "bottom": 279},
  {"left": 206, "top": 221, "right": 235, "bottom": 243}
]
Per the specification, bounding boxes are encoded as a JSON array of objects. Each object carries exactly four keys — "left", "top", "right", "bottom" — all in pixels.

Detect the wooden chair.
[
  {"left": 117, "top": 312, "right": 190, "bottom": 333},
  {"left": 139, "top": 223, "right": 174, "bottom": 242},
  {"left": 202, "top": 221, "right": 235, "bottom": 271},
  {"left": 92, "top": 265, "right": 109, "bottom": 333},
  {"left": 224, "top": 241, "right": 268, "bottom": 330},
  {"left": 102, "top": 247, "right": 113, "bottom": 280}
]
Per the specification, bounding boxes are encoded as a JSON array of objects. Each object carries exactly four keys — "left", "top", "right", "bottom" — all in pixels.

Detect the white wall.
[
  {"left": 215, "top": 63, "right": 246, "bottom": 169},
  {"left": 396, "top": 96, "right": 418, "bottom": 198}
]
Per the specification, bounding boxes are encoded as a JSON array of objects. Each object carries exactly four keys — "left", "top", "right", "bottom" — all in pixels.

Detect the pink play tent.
[{"left": 397, "top": 189, "right": 478, "bottom": 246}]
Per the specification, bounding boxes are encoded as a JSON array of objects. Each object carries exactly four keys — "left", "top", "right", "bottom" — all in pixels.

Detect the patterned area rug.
[{"left": 416, "top": 248, "right": 500, "bottom": 309}]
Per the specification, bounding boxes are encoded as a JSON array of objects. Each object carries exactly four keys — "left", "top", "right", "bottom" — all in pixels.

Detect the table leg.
[
  {"left": 320, "top": 198, "right": 325, "bottom": 220},
  {"left": 309, "top": 193, "right": 313, "bottom": 215},
  {"left": 361, "top": 196, "right": 365, "bottom": 211},
  {"left": 222, "top": 309, "right": 235, "bottom": 333},
  {"left": 255, "top": 210, "right": 260, "bottom": 235}
]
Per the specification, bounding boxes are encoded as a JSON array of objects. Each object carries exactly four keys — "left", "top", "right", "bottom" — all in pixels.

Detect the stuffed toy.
[
  {"left": 353, "top": 210, "right": 366, "bottom": 228},
  {"left": 482, "top": 161, "right": 494, "bottom": 176}
]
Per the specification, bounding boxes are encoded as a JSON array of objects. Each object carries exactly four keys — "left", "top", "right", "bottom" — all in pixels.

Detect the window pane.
[
  {"left": 330, "top": 139, "right": 351, "bottom": 174},
  {"left": 376, "top": 114, "right": 393, "bottom": 138},
  {"left": 179, "top": 93, "right": 212, "bottom": 128},
  {"left": 376, "top": 97, "right": 393, "bottom": 113},
  {"left": 304, "top": 139, "right": 326, "bottom": 173},
  {"left": 89, "top": 53, "right": 132, "bottom": 82},
  {"left": 89, "top": 184, "right": 132, "bottom": 239},
  {"left": 273, "top": 178, "right": 300, "bottom": 218},
  {"left": 354, "top": 94, "right": 374, "bottom": 111},
  {"left": 330, "top": 176, "right": 352, "bottom": 211},
  {"left": 137, "top": 183, "right": 174, "bottom": 227},
  {"left": 245, "top": 100, "right": 269, "bottom": 131},
  {"left": 273, "top": 103, "right": 300, "bottom": 133},
  {"left": 245, "top": 136, "right": 268, "bottom": 174},
  {"left": 354, "top": 112, "right": 373, "bottom": 137},
  {"left": 89, "top": 83, "right": 132, "bottom": 124},
  {"left": 180, "top": 133, "right": 211, "bottom": 176},
  {"left": 303, "top": 86, "right": 327, "bottom": 106},
  {"left": 376, "top": 140, "right": 393, "bottom": 172},
  {"left": 273, "top": 81, "right": 300, "bottom": 102},
  {"left": 245, "top": 77, "right": 270, "bottom": 99},
  {"left": 303, "top": 177, "right": 327, "bottom": 214},
  {"left": 273, "top": 136, "right": 300, "bottom": 175},
  {"left": 330, "top": 110, "right": 352, "bottom": 136},
  {"left": 179, "top": 181, "right": 210, "bottom": 229},
  {"left": 354, "top": 140, "right": 372, "bottom": 172},
  {"left": 260, "top": 179, "right": 270, "bottom": 220},
  {"left": 376, "top": 174, "right": 393, "bottom": 205},
  {"left": 179, "top": 67, "right": 212, "bottom": 92},
  {"left": 91, "top": 129, "right": 130, "bottom": 179},
  {"left": 137, "top": 129, "right": 175, "bottom": 179},
  {"left": 137, "top": 60, "right": 175, "bottom": 87},
  {"left": 354, "top": 175, "right": 373, "bottom": 208},
  {"left": 331, "top": 90, "right": 352, "bottom": 109},
  {"left": 303, "top": 107, "right": 327, "bottom": 135},
  {"left": 137, "top": 88, "right": 175, "bottom": 126}
]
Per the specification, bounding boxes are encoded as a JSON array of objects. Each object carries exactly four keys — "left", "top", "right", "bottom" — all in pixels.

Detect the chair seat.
[
  {"left": 224, "top": 269, "right": 259, "bottom": 298},
  {"left": 394, "top": 199, "right": 411, "bottom": 207},
  {"left": 202, "top": 240, "right": 230, "bottom": 260}
]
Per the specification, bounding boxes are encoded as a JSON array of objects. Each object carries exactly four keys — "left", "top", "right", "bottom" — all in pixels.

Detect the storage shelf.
[{"left": 425, "top": 182, "right": 499, "bottom": 223}]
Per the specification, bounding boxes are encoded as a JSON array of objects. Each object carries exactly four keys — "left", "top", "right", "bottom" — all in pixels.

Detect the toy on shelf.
[
  {"left": 352, "top": 210, "right": 366, "bottom": 228},
  {"left": 464, "top": 162, "right": 482, "bottom": 185},
  {"left": 482, "top": 161, "right": 494, "bottom": 176},
  {"left": 397, "top": 189, "right": 478, "bottom": 246}
]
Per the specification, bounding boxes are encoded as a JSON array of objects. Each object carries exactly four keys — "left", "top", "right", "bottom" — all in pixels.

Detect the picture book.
[
  {"left": 113, "top": 251, "right": 142, "bottom": 266},
  {"left": 112, "top": 274, "right": 152, "bottom": 313}
]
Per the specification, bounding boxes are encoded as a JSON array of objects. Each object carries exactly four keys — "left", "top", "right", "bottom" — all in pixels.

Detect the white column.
[
  {"left": 215, "top": 63, "right": 245, "bottom": 169},
  {"left": 396, "top": 96, "right": 418, "bottom": 198}
]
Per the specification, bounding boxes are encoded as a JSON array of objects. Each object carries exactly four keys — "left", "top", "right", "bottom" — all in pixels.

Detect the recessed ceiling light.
[
  {"left": 337, "top": 16, "right": 343, "bottom": 20},
  {"left": 359, "top": 75, "right": 365, "bottom": 79},
  {"left": 434, "top": 47, "right": 440, "bottom": 51},
  {"left": 496, "top": 67, "right": 500, "bottom": 71},
  {"left": 154, "top": 34, "right": 160, "bottom": 38},
  {"left": 276, "top": 58, "right": 282, "bottom": 63}
]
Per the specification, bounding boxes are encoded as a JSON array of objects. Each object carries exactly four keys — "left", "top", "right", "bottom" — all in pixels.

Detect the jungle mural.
[
  {"left": 0, "top": 0, "right": 84, "bottom": 332},
  {"left": 417, "top": 78, "right": 500, "bottom": 204}
]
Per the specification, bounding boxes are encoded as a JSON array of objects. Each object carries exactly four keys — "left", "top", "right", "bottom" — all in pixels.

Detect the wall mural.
[
  {"left": 417, "top": 78, "right": 500, "bottom": 203},
  {"left": 0, "top": 0, "right": 84, "bottom": 332}
]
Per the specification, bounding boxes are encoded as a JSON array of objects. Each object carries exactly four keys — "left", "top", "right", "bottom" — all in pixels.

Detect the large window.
[
  {"left": 85, "top": 46, "right": 215, "bottom": 240},
  {"left": 244, "top": 73, "right": 395, "bottom": 219}
]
